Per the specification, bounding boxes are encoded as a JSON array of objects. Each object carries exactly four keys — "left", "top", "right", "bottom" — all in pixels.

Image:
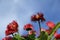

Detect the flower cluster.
[
  {"left": 41, "top": 21, "right": 60, "bottom": 40},
  {"left": 2, "top": 13, "right": 60, "bottom": 40}
]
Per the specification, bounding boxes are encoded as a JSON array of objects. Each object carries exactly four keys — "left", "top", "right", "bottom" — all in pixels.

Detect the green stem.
[
  {"left": 48, "top": 22, "right": 60, "bottom": 40},
  {"left": 38, "top": 21, "right": 41, "bottom": 34}
]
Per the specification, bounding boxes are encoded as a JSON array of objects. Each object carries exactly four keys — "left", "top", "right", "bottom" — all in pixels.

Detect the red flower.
[
  {"left": 24, "top": 24, "right": 33, "bottom": 31},
  {"left": 7, "top": 20, "right": 18, "bottom": 30},
  {"left": 46, "top": 21, "right": 55, "bottom": 29},
  {"left": 54, "top": 33, "right": 60, "bottom": 39},
  {"left": 2, "top": 36, "right": 12, "bottom": 40},
  {"left": 5, "top": 20, "right": 18, "bottom": 36},
  {"left": 5, "top": 29, "right": 18, "bottom": 36},
  {"left": 31, "top": 13, "right": 45, "bottom": 22}
]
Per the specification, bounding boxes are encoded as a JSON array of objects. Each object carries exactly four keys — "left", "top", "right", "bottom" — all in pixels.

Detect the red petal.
[{"left": 46, "top": 21, "right": 55, "bottom": 29}]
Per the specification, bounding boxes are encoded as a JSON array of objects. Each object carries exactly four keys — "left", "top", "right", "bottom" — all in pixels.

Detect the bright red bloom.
[
  {"left": 5, "top": 20, "right": 18, "bottom": 36},
  {"left": 54, "top": 33, "right": 60, "bottom": 39},
  {"left": 2, "top": 36, "right": 12, "bottom": 40},
  {"left": 24, "top": 24, "right": 33, "bottom": 31},
  {"left": 46, "top": 21, "right": 55, "bottom": 29},
  {"left": 31, "top": 13, "right": 45, "bottom": 22},
  {"left": 7, "top": 20, "right": 18, "bottom": 30},
  {"left": 5, "top": 29, "right": 18, "bottom": 36}
]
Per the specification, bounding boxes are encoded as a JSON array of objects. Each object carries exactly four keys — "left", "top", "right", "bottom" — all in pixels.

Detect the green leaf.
[
  {"left": 35, "top": 38, "right": 39, "bottom": 40},
  {"left": 54, "top": 38, "right": 56, "bottom": 40},
  {"left": 13, "top": 37, "right": 18, "bottom": 40},
  {"left": 13, "top": 34, "right": 25, "bottom": 40},
  {"left": 38, "top": 31, "right": 48, "bottom": 40},
  {"left": 27, "top": 34, "right": 35, "bottom": 40}
]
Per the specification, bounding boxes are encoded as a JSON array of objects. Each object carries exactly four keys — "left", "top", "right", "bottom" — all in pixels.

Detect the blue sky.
[{"left": 0, "top": 0, "right": 60, "bottom": 40}]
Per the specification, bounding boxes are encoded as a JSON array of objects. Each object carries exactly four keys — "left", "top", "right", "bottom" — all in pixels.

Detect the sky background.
[{"left": 0, "top": 0, "right": 60, "bottom": 40}]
